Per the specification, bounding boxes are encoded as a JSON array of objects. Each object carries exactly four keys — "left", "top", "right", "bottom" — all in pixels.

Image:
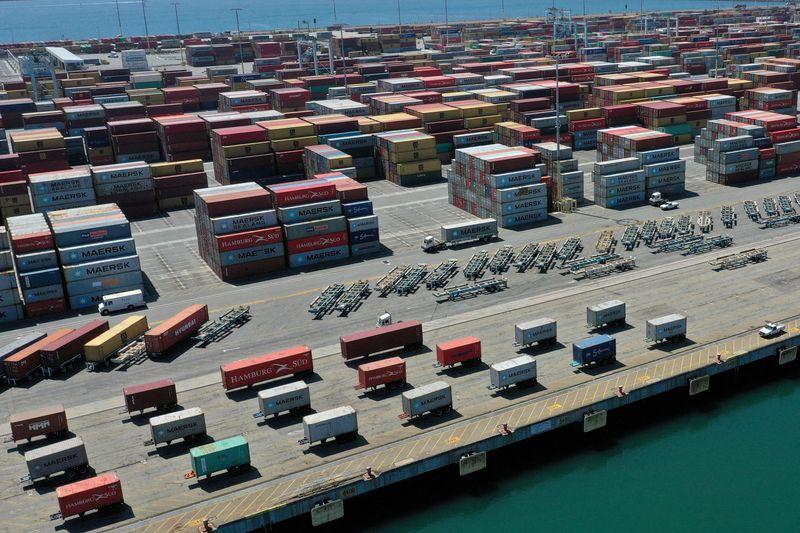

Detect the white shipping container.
[
  {"left": 490, "top": 355, "right": 537, "bottom": 389},
  {"left": 149, "top": 407, "right": 206, "bottom": 446},
  {"left": 302, "top": 406, "right": 358, "bottom": 444},
  {"left": 257, "top": 382, "right": 310, "bottom": 417},
  {"left": 515, "top": 318, "right": 557, "bottom": 346},
  {"left": 587, "top": 300, "right": 626, "bottom": 328},
  {"left": 401, "top": 381, "right": 452, "bottom": 418}
]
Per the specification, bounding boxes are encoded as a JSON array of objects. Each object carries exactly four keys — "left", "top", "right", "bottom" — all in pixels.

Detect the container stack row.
[
  {"left": 533, "top": 142, "right": 585, "bottom": 203},
  {"left": 153, "top": 115, "right": 211, "bottom": 162},
  {"left": 0, "top": 227, "right": 23, "bottom": 323},
  {"left": 7, "top": 128, "right": 69, "bottom": 176},
  {"left": 0, "top": 155, "right": 32, "bottom": 223},
  {"left": 211, "top": 125, "right": 276, "bottom": 186},
  {"left": 108, "top": 118, "right": 161, "bottom": 163},
  {"left": 374, "top": 130, "right": 442, "bottom": 186},
  {"left": 150, "top": 160, "right": 208, "bottom": 211},
  {"left": 313, "top": 172, "right": 381, "bottom": 257},
  {"left": 28, "top": 167, "right": 96, "bottom": 214},
  {"left": 90, "top": 161, "right": 158, "bottom": 219}
]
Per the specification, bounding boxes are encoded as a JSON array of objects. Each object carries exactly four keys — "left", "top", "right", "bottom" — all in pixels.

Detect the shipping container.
[
  {"left": 400, "top": 381, "right": 452, "bottom": 419},
  {"left": 144, "top": 304, "right": 209, "bottom": 355},
  {"left": 436, "top": 336, "right": 481, "bottom": 367},
  {"left": 148, "top": 407, "right": 206, "bottom": 446},
  {"left": 440, "top": 218, "right": 498, "bottom": 243},
  {"left": 40, "top": 320, "right": 109, "bottom": 376},
  {"left": 9, "top": 404, "right": 68, "bottom": 442},
  {"left": 340, "top": 320, "right": 423, "bottom": 359},
  {"left": 586, "top": 300, "right": 626, "bottom": 330},
  {"left": 83, "top": 315, "right": 148, "bottom": 370},
  {"left": 123, "top": 378, "right": 177, "bottom": 414},
  {"left": 4, "top": 328, "right": 73, "bottom": 384},
  {"left": 189, "top": 435, "right": 250, "bottom": 479},
  {"left": 645, "top": 314, "right": 687, "bottom": 343},
  {"left": 23, "top": 436, "right": 89, "bottom": 481},
  {"left": 220, "top": 345, "right": 313, "bottom": 390},
  {"left": 55, "top": 472, "right": 124, "bottom": 519},
  {"left": 489, "top": 355, "right": 537, "bottom": 389},
  {"left": 301, "top": 406, "right": 358, "bottom": 445},
  {"left": 572, "top": 335, "right": 617, "bottom": 367},
  {"left": 255, "top": 381, "right": 310, "bottom": 418},
  {"left": 514, "top": 318, "right": 557, "bottom": 347},
  {"left": 0, "top": 331, "right": 46, "bottom": 378},
  {"left": 356, "top": 357, "right": 406, "bottom": 390}
]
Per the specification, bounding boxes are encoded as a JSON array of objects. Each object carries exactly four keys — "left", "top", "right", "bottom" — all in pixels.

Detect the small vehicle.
[
  {"left": 649, "top": 191, "right": 667, "bottom": 206},
  {"left": 759, "top": 322, "right": 786, "bottom": 338},
  {"left": 98, "top": 289, "right": 145, "bottom": 315},
  {"left": 108, "top": 51, "right": 118, "bottom": 58},
  {"left": 660, "top": 201, "right": 680, "bottom": 211},
  {"left": 376, "top": 313, "right": 392, "bottom": 328}
]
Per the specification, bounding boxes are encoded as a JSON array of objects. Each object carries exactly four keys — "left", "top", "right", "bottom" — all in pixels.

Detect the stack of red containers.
[
  {"left": 161, "top": 87, "right": 200, "bottom": 112},
  {"left": 150, "top": 159, "right": 208, "bottom": 210},
  {"left": 194, "top": 83, "right": 229, "bottom": 111},
  {"left": 153, "top": 115, "right": 211, "bottom": 162},
  {"left": 0, "top": 155, "right": 30, "bottom": 223},
  {"left": 269, "top": 88, "right": 311, "bottom": 113},
  {"left": 108, "top": 118, "right": 161, "bottom": 163}
]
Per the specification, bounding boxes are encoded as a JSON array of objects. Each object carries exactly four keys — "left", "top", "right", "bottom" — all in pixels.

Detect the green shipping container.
[
  {"left": 657, "top": 123, "right": 692, "bottom": 135},
  {"left": 190, "top": 435, "right": 250, "bottom": 478}
]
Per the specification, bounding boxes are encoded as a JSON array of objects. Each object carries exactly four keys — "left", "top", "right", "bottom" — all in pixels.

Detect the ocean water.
[{"left": 0, "top": 0, "right": 745, "bottom": 42}]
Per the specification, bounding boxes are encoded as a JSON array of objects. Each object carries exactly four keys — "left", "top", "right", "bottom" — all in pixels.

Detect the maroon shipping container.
[
  {"left": 4, "top": 328, "right": 73, "bottom": 381},
  {"left": 144, "top": 304, "right": 209, "bottom": 354},
  {"left": 203, "top": 189, "right": 272, "bottom": 217},
  {"left": 220, "top": 345, "right": 313, "bottom": 390},
  {"left": 211, "top": 125, "right": 269, "bottom": 146},
  {"left": 436, "top": 336, "right": 481, "bottom": 367},
  {"left": 40, "top": 320, "right": 109, "bottom": 374},
  {"left": 55, "top": 472, "right": 124, "bottom": 519},
  {"left": 340, "top": 321, "right": 423, "bottom": 359},
  {"left": 9, "top": 404, "right": 68, "bottom": 442},
  {"left": 356, "top": 357, "right": 406, "bottom": 390},
  {"left": 123, "top": 379, "right": 177, "bottom": 414}
]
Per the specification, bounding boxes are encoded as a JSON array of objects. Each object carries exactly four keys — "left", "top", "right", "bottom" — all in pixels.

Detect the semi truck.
[
  {"left": 399, "top": 381, "right": 453, "bottom": 419},
  {"left": 340, "top": 321, "right": 423, "bottom": 359},
  {"left": 514, "top": 318, "right": 557, "bottom": 348},
  {"left": 586, "top": 300, "right": 626, "bottom": 330},
  {"left": 572, "top": 335, "right": 617, "bottom": 367},
  {"left": 489, "top": 355, "right": 537, "bottom": 390},
  {"left": 645, "top": 314, "right": 687, "bottom": 344},
  {"left": 421, "top": 219, "right": 498, "bottom": 252},
  {"left": 300, "top": 406, "right": 358, "bottom": 445}
]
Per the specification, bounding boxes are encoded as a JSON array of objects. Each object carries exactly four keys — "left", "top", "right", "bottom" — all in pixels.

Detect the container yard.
[{"left": 4, "top": 6, "right": 800, "bottom": 532}]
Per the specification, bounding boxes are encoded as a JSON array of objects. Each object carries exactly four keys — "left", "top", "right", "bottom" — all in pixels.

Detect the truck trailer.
[
  {"left": 400, "top": 381, "right": 453, "bottom": 419},
  {"left": 645, "top": 314, "right": 687, "bottom": 344},
  {"left": 514, "top": 318, "right": 557, "bottom": 347},
  {"left": 300, "top": 406, "right": 358, "bottom": 445},
  {"left": 421, "top": 219, "right": 498, "bottom": 252}
]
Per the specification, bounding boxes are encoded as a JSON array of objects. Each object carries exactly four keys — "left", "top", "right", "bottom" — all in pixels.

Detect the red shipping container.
[
  {"left": 9, "top": 404, "right": 68, "bottom": 442},
  {"left": 769, "top": 128, "right": 800, "bottom": 144},
  {"left": 356, "top": 356, "right": 406, "bottom": 390},
  {"left": 0, "top": 180, "right": 28, "bottom": 196},
  {"left": 215, "top": 226, "right": 283, "bottom": 253},
  {"left": 436, "top": 336, "right": 482, "bottom": 367},
  {"left": 269, "top": 182, "right": 337, "bottom": 207},
  {"left": 340, "top": 321, "right": 423, "bottom": 359},
  {"left": 123, "top": 378, "right": 178, "bottom": 414},
  {"left": 144, "top": 304, "right": 209, "bottom": 354},
  {"left": 0, "top": 169, "right": 24, "bottom": 184},
  {"left": 220, "top": 345, "right": 313, "bottom": 390},
  {"left": 40, "top": 320, "right": 109, "bottom": 372},
  {"left": 570, "top": 118, "right": 606, "bottom": 132},
  {"left": 759, "top": 148, "right": 777, "bottom": 160},
  {"left": 56, "top": 472, "right": 124, "bottom": 519},
  {"left": 4, "top": 328, "right": 73, "bottom": 380},
  {"left": 777, "top": 151, "right": 800, "bottom": 165},
  {"left": 0, "top": 153, "right": 20, "bottom": 171},
  {"left": 777, "top": 160, "right": 800, "bottom": 174},
  {"left": 203, "top": 189, "right": 272, "bottom": 217},
  {"left": 286, "top": 231, "right": 348, "bottom": 254},
  {"left": 212, "top": 125, "right": 269, "bottom": 146}
]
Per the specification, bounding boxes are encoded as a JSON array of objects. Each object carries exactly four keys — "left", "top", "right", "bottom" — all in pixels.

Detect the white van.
[{"left": 98, "top": 289, "right": 145, "bottom": 315}]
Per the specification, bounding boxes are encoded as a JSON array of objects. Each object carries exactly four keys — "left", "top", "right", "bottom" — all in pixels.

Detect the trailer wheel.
[
  {"left": 435, "top": 407, "right": 444, "bottom": 416},
  {"left": 78, "top": 466, "right": 88, "bottom": 475},
  {"left": 67, "top": 469, "right": 76, "bottom": 479},
  {"left": 398, "top": 379, "right": 406, "bottom": 388},
  {"left": 444, "top": 405, "right": 452, "bottom": 414},
  {"left": 101, "top": 309, "right": 109, "bottom": 316}
]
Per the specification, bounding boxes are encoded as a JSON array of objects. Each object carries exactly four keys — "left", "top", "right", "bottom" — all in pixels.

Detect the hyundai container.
[
  {"left": 189, "top": 435, "right": 250, "bottom": 479},
  {"left": 301, "top": 406, "right": 358, "bottom": 445},
  {"left": 436, "top": 336, "right": 481, "bottom": 367},
  {"left": 148, "top": 407, "right": 206, "bottom": 446},
  {"left": 400, "top": 381, "right": 452, "bottom": 419},
  {"left": 144, "top": 304, "right": 208, "bottom": 355},
  {"left": 9, "top": 404, "right": 68, "bottom": 442},
  {"left": 54, "top": 472, "right": 123, "bottom": 519},
  {"left": 220, "top": 345, "right": 313, "bottom": 390},
  {"left": 123, "top": 379, "right": 177, "bottom": 414},
  {"left": 256, "top": 382, "right": 311, "bottom": 418},
  {"left": 340, "top": 321, "right": 423, "bottom": 359},
  {"left": 356, "top": 357, "right": 406, "bottom": 390},
  {"left": 23, "top": 436, "right": 89, "bottom": 481},
  {"left": 586, "top": 300, "right": 626, "bottom": 330},
  {"left": 514, "top": 318, "right": 557, "bottom": 347},
  {"left": 572, "top": 335, "right": 617, "bottom": 366},
  {"left": 490, "top": 355, "right": 537, "bottom": 389}
]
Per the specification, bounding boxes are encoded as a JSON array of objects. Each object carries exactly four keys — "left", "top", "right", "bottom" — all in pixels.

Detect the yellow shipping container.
[
  {"left": 408, "top": 106, "right": 461, "bottom": 123},
  {"left": 220, "top": 141, "right": 271, "bottom": 159},
  {"left": 1, "top": 205, "right": 33, "bottom": 219},
  {"left": 650, "top": 115, "right": 687, "bottom": 127},
  {"left": 389, "top": 148, "right": 438, "bottom": 163},
  {"left": 395, "top": 158, "right": 441, "bottom": 176},
  {"left": 450, "top": 102, "right": 500, "bottom": 118},
  {"left": 270, "top": 135, "right": 318, "bottom": 152},
  {"left": 463, "top": 114, "right": 503, "bottom": 129},
  {"left": 674, "top": 133, "right": 693, "bottom": 144},
  {"left": 358, "top": 117, "right": 381, "bottom": 133},
  {"left": 8, "top": 129, "right": 64, "bottom": 152},
  {"left": 567, "top": 108, "right": 602, "bottom": 121},
  {"left": 84, "top": 316, "right": 149, "bottom": 364},
  {"left": 386, "top": 136, "right": 436, "bottom": 153},
  {"left": 0, "top": 194, "right": 30, "bottom": 208},
  {"left": 262, "top": 123, "right": 315, "bottom": 140},
  {"left": 689, "top": 119, "right": 707, "bottom": 129},
  {"left": 150, "top": 159, "right": 205, "bottom": 177},
  {"left": 442, "top": 91, "right": 474, "bottom": 102},
  {"left": 324, "top": 155, "right": 354, "bottom": 169}
]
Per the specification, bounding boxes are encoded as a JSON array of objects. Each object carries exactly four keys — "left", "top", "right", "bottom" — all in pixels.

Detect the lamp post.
[
  {"left": 232, "top": 8, "right": 245, "bottom": 74},
  {"left": 115, "top": 0, "right": 123, "bottom": 37},
  {"left": 141, "top": 0, "right": 150, "bottom": 50},
  {"left": 332, "top": 0, "right": 338, "bottom": 25},
  {"left": 443, "top": 0, "right": 449, "bottom": 48},
  {"left": 171, "top": 2, "right": 185, "bottom": 66}
]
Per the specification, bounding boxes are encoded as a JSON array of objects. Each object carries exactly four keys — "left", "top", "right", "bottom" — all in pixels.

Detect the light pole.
[
  {"left": 397, "top": 0, "right": 402, "bottom": 29},
  {"left": 332, "top": 0, "right": 338, "bottom": 25},
  {"left": 443, "top": 0, "right": 449, "bottom": 49},
  {"left": 232, "top": 8, "right": 245, "bottom": 74},
  {"left": 501, "top": 0, "right": 505, "bottom": 21},
  {"left": 141, "top": 0, "right": 150, "bottom": 50},
  {"left": 115, "top": 0, "right": 123, "bottom": 37},
  {"left": 171, "top": 2, "right": 185, "bottom": 66}
]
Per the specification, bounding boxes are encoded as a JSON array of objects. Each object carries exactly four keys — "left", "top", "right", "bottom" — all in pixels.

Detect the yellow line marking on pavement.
[
  {"left": 638, "top": 373, "right": 651, "bottom": 383},
  {"left": 447, "top": 435, "right": 461, "bottom": 445},
  {"left": 547, "top": 402, "right": 563, "bottom": 412}
]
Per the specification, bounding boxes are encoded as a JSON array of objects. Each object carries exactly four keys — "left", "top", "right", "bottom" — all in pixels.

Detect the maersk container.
[
  {"left": 302, "top": 406, "right": 358, "bottom": 445},
  {"left": 189, "top": 435, "right": 250, "bottom": 479},
  {"left": 288, "top": 245, "right": 349, "bottom": 268},
  {"left": 62, "top": 254, "right": 141, "bottom": 282},
  {"left": 15, "top": 250, "right": 58, "bottom": 272},
  {"left": 256, "top": 381, "right": 310, "bottom": 417},
  {"left": 587, "top": 300, "right": 626, "bottom": 329},
  {"left": 441, "top": 218, "right": 498, "bottom": 243},
  {"left": 572, "top": 335, "right": 617, "bottom": 366},
  {"left": 515, "top": 318, "right": 557, "bottom": 347},
  {"left": 277, "top": 200, "right": 342, "bottom": 224},
  {"left": 490, "top": 355, "right": 537, "bottom": 389},
  {"left": 401, "top": 381, "right": 452, "bottom": 419},
  {"left": 210, "top": 209, "right": 277, "bottom": 235},
  {"left": 22, "top": 284, "right": 64, "bottom": 304},
  {"left": 148, "top": 407, "right": 206, "bottom": 446},
  {"left": 65, "top": 271, "right": 143, "bottom": 297},
  {"left": 18, "top": 267, "right": 61, "bottom": 290},
  {"left": 23, "top": 436, "right": 89, "bottom": 481},
  {"left": 645, "top": 314, "right": 687, "bottom": 343},
  {"left": 58, "top": 238, "right": 137, "bottom": 266}
]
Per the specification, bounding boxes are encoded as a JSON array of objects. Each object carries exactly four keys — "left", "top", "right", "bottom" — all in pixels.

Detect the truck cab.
[
  {"left": 98, "top": 289, "right": 145, "bottom": 316},
  {"left": 376, "top": 313, "right": 393, "bottom": 328},
  {"left": 421, "top": 236, "right": 443, "bottom": 252},
  {"left": 649, "top": 191, "right": 667, "bottom": 206}
]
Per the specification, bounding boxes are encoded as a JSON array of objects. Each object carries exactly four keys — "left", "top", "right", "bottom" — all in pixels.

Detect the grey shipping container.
[
  {"left": 351, "top": 241, "right": 381, "bottom": 256},
  {"left": 29, "top": 171, "right": 94, "bottom": 194},
  {"left": 94, "top": 179, "right": 154, "bottom": 196},
  {"left": 401, "top": 381, "right": 452, "bottom": 418},
  {"left": 31, "top": 190, "right": 96, "bottom": 209},
  {"left": 486, "top": 168, "right": 540, "bottom": 188},
  {"left": 22, "top": 283, "right": 65, "bottom": 304},
  {"left": 15, "top": 250, "right": 59, "bottom": 273},
  {"left": 494, "top": 183, "right": 547, "bottom": 204},
  {"left": 0, "top": 305, "right": 24, "bottom": 324},
  {"left": 256, "top": 382, "right": 310, "bottom": 417},
  {"left": 645, "top": 314, "right": 687, "bottom": 343},
  {"left": 0, "top": 287, "right": 21, "bottom": 306},
  {"left": 62, "top": 254, "right": 141, "bottom": 282},
  {"left": 148, "top": 407, "right": 206, "bottom": 446},
  {"left": 515, "top": 318, "right": 557, "bottom": 346},
  {"left": 0, "top": 271, "right": 14, "bottom": 291},
  {"left": 587, "top": 300, "right": 626, "bottom": 329},
  {"left": 58, "top": 238, "right": 137, "bottom": 266},
  {"left": 347, "top": 215, "right": 379, "bottom": 233},
  {"left": 210, "top": 209, "right": 277, "bottom": 235},
  {"left": 52, "top": 221, "right": 132, "bottom": 248},
  {"left": 441, "top": 218, "right": 498, "bottom": 242},
  {"left": 283, "top": 216, "right": 348, "bottom": 241},
  {"left": 277, "top": 200, "right": 342, "bottom": 224},
  {"left": 0, "top": 250, "right": 10, "bottom": 270},
  {"left": 23, "top": 436, "right": 89, "bottom": 481},
  {"left": 302, "top": 405, "right": 358, "bottom": 444},
  {"left": 65, "top": 271, "right": 143, "bottom": 297},
  {"left": 490, "top": 355, "right": 537, "bottom": 389},
  {"left": 501, "top": 209, "right": 548, "bottom": 228}
]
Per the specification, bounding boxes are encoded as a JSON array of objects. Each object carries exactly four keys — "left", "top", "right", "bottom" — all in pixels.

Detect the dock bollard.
[
  {"left": 716, "top": 353, "right": 724, "bottom": 365},
  {"left": 363, "top": 467, "right": 377, "bottom": 480},
  {"left": 498, "top": 423, "right": 512, "bottom": 436},
  {"left": 616, "top": 385, "right": 626, "bottom": 397}
]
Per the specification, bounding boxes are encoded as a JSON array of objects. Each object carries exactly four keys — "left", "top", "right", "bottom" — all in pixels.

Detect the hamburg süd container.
[
  {"left": 147, "top": 407, "right": 206, "bottom": 446},
  {"left": 489, "top": 355, "right": 537, "bottom": 389},
  {"left": 301, "top": 406, "right": 358, "bottom": 445},
  {"left": 23, "top": 436, "right": 89, "bottom": 482},
  {"left": 355, "top": 356, "right": 406, "bottom": 390},
  {"left": 436, "top": 336, "right": 481, "bottom": 367},
  {"left": 54, "top": 472, "right": 124, "bottom": 519},
  {"left": 572, "top": 335, "right": 617, "bottom": 367},
  {"left": 220, "top": 345, "right": 313, "bottom": 390},
  {"left": 514, "top": 318, "right": 557, "bottom": 347},
  {"left": 144, "top": 304, "right": 209, "bottom": 355},
  {"left": 400, "top": 381, "right": 452, "bottom": 419},
  {"left": 255, "top": 381, "right": 311, "bottom": 418},
  {"left": 123, "top": 379, "right": 177, "bottom": 414},
  {"left": 9, "top": 404, "right": 68, "bottom": 442},
  {"left": 188, "top": 435, "right": 250, "bottom": 479},
  {"left": 339, "top": 320, "right": 423, "bottom": 359},
  {"left": 586, "top": 300, "right": 626, "bottom": 329},
  {"left": 645, "top": 314, "right": 687, "bottom": 344}
]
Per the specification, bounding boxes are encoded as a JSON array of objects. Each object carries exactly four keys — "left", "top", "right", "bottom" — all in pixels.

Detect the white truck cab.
[
  {"left": 376, "top": 313, "right": 393, "bottom": 327},
  {"left": 98, "top": 289, "right": 145, "bottom": 315}
]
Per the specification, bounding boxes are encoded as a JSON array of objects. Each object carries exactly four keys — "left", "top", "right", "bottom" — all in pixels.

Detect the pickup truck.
[{"left": 759, "top": 322, "right": 786, "bottom": 338}]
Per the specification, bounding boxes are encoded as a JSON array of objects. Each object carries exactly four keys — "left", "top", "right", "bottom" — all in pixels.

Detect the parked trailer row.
[
  {"left": 0, "top": 331, "right": 46, "bottom": 379},
  {"left": 4, "top": 329, "right": 73, "bottom": 385},
  {"left": 40, "top": 320, "right": 109, "bottom": 377}
]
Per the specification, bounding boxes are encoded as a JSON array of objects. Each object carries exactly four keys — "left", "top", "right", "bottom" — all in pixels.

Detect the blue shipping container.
[
  {"left": 347, "top": 215, "right": 379, "bottom": 232},
  {"left": 342, "top": 201, "right": 373, "bottom": 218},
  {"left": 18, "top": 268, "right": 62, "bottom": 290},
  {"left": 350, "top": 241, "right": 381, "bottom": 257},
  {"left": 59, "top": 238, "right": 137, "bottom": 266},
  {"left": 349, "top": 228, "right": 379, "bottom": 244},
  {"left": 277, "top": 201, "right": 342, "bottom": 224},
  {"left": 62, "top": 255, "right": 141, "bottom": 282},
  {"left": 22, "top": 283, "right": 64, "bottom": 304},
  {"left": 219, "top": 243, "right": 285, "bottom": 266},
  {"left": 288, "top": 245, "right": 349, "bottom": 268},
  {"left": 15, "top": 250, "right": 59, "bottom": 273},
  {"left": 53, "top": 222, "right": 132, "bottom": 248},
  {"left": 572, "top": 335, "right": 616, "bottom": 366}
]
